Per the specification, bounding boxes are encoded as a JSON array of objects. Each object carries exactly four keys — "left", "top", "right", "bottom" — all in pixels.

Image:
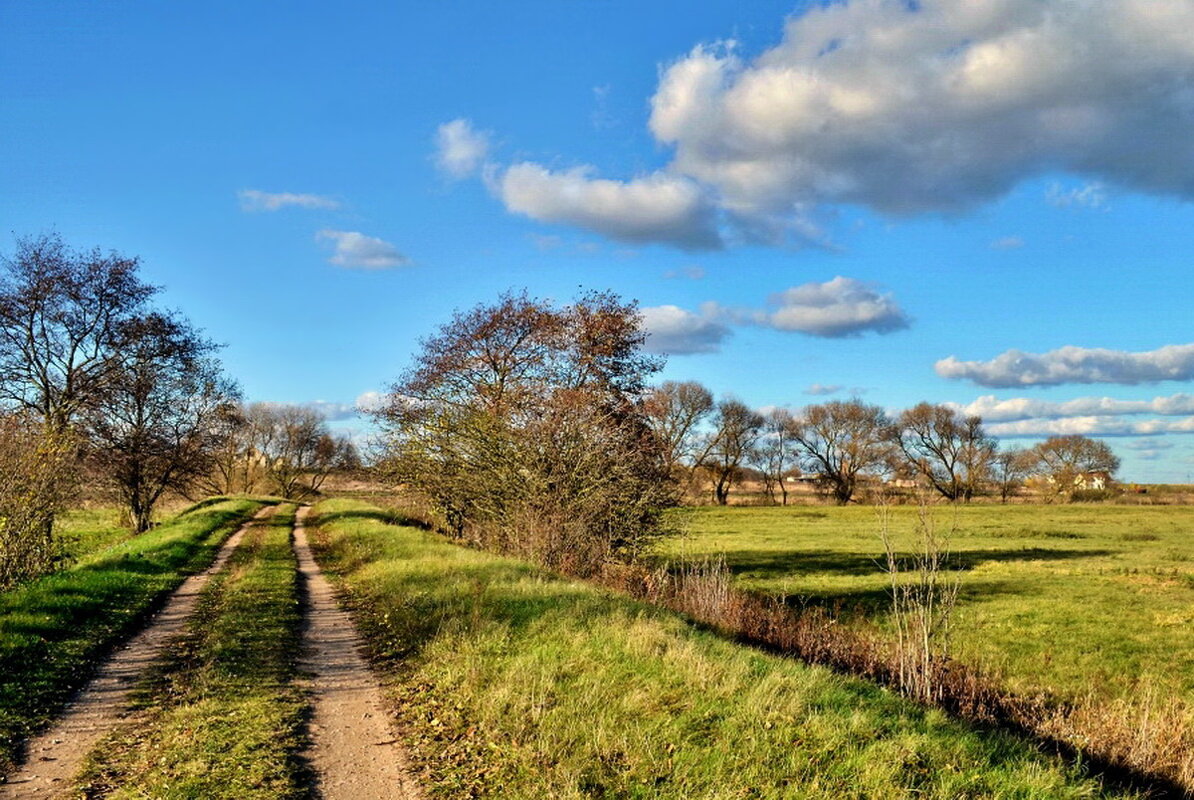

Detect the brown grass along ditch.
[{"left": 598, "top": 555, "right": 1192, "bottom": 798}]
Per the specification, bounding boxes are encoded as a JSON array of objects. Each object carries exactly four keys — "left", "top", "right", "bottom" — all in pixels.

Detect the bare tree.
[
  {"left": 643, "top": 380, "right": 714, "bottom": 478},
  {"left": 373, "top": 291, "right": 672, "bottom": 574},
  {"left": 82, "top": 313, "right": 237, "bottom": 532},
  {"left": 1027, "top": 435, "right": 1120, "bottom": 498},
  {"left": 791, "top": 399, "right": 893, "bottom": 505},
  {"left": 894, "top": 403, "right": 996, "bottom": 501},
  {"left": 247, "top": 403, "right": 348, "bottom": 500},
  {"left": 702, "top": 399, "right": 764, "bottom": 506},
  {"left": 751, "top": 408, "right": 798, "bottom": 505},
  {"left": 0, "top": 234, "right": 156, "bottom": 433},
  {"left": 992, "top": 446, "right": 1032, "bottom": 503}
]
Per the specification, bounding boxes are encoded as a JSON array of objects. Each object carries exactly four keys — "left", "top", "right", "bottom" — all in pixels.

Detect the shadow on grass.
[
  {"left": 314, "top": 508, "right": 432, "bottom": 531},
  {"left": 700, "top": 547, "right": 1117, "bottom": 582}
]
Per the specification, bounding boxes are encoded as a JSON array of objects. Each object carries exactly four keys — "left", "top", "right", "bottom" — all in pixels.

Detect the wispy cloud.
[
  {"left": 238, "top": 189, "right": 340, "bottom": 212},
  {"left": 435, "top": 118, "right": 491, "bottom": 179},
  {"left": 1046, "top": 181, "right": 1110, "bottom": 211},
  {"left": 804, "top": 383, "right": 843, "bottom": 396},
  {"left": 937, "top": 344, "right": 1194, "bottom": 388},
  {"left": 663, "top": 265, "right": 706, "bottom": 280},
  {"left": 316, "top": 230, "right": 409, "bottom": 269},
  {"left": 990, "top": 236, "right": 1024, "bottom": 250}
]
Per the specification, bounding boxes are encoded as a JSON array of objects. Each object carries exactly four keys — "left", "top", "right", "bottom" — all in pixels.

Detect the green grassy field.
[
  {"left": 0, "top": 498, "right": 262, "bottom": 775},
  {"left": 309, "top": 498, "right": 1135, "bottom": 799},
  {"left": 54, "top": 507, "right": 133, "bottom": 562},
  {"left": 655, "top": 504, "right": 1194, "bottom": 704},
  {"left": 76, "top": 504, "right": 307, "bottom": 799}
]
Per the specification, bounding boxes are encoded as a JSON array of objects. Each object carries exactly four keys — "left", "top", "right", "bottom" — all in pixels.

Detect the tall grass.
[
  {"left": 309, "top": 498, "right": 1130, "bottom": 799},
  {"left": 0, "top": 498, "right": 262, "bottom": 776}
]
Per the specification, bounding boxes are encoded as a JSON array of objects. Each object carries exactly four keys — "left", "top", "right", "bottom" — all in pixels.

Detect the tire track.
[
  {"left": 294, "top": 505, "right": 422, "bottom": 799},
  {"left": 0, "top": 506, "right": 273, "bottom": 798}
]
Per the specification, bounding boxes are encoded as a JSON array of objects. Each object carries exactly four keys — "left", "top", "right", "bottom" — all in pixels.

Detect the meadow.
[
  {"left": 307, "top": 497, "right": 1140, "bottom": 799},
  {"left": 654, "top": 503, "right": 1194, "bottom": 704}
]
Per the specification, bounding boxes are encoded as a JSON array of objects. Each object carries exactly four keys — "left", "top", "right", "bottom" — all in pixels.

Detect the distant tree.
[
  {"left": 373, "top": 291, "right": 672, "bottom": 573},
  {"left": 751, "top": 408, "right": 798, "bottom": 505},
  {"left": 247, "top": 403, "right": 350, "bottom": 500},
  {"left": 791, "top": 399, "right": 893, "bottom": 505},
  {"left": 992, "top": 446, "right": 1033, "bottom": 503},
  {"left": 199, "top": 404, "right": 258, "bottom": 496},
  {"left": 643, "top": 380, "right": 714, "bottom": 478},
  {"left": 894, "top": 403, "right": 996, "bottom": 501},
  {"left": 702, "top": 399, "right": 764, "bottom": 505},
  {"left": 1027, "top": 435, "right": 1120, "bottom": 498},
  {"left": 82, "top": 313, "right": 238, "bottom": 532},
  {"left": 0, "top": 234, "right": 156, "bottom": 433}
]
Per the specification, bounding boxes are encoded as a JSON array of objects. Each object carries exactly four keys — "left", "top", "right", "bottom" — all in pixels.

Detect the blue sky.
[{"left": 4, "top": 0, "right": 1194, "bottom": 481}]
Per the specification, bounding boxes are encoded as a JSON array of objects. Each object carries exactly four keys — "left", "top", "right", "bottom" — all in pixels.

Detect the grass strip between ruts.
[
  {"left": 72, "top": 503, "right": 309, "bottom": 799},
  {"left": 0, "top": 498, "right": 263, "bottom": 777},
  {"left": 307, "top": 498, "right": 1133, "bottom": 800}
]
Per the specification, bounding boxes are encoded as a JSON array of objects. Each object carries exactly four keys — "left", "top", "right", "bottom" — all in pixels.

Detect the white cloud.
[
  {"left": 435, "top": 119, "right": 490, "bottom": 179},
  {"left": 663, "top": 265, "right": 706, "bottom": 280},
  {"left": 316, "top": 230, "right": 409, "bottom": 269},
  {"left": 990, "top": 236, "right": 1024, "bottom": 250},
  {"left": 496, "top": 163, "right": 722, "bottom": 250},
  {"left": 238, "top": 189, "right": 339, "bottom": 212},
  {"left": 1124, "top": 438, "right": 1174, "bottom": 451},
  {"left": 949, "top": 393, "right": 1194, "bottom": 422},
  {"left": 466, "top": 2, "right": 1194, "bottom": 248},
  {"left": 355, "top": 391, "right": 388, "bottom": 414},
  {"left": 936, "top": 343, "right": 1194, "bottom": 388},
  {"left": 640, "top": 305, "right": 730, "bottom": 355},
  {"left": 1046, "top": 180, "right": 1110, "bottom": 210},
  {"left": 650, "top": 1, "right": 1194, "bottom": 226},
  {"left": 722, "top": 276, "right": 909, "bottom": 338},
  {"left": 804, "top": 383, "right": 843, "bottom": 396},
  {"left": 987, "top": 416, "right": 1194, "bottom": 439}
]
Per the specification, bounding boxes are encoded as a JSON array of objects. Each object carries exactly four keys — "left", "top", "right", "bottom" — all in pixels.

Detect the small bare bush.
[
  {"left": 878, "top": 498, "right": 960, "bottom": 704},
  {"left": 0, "top": 415, "right": 76, "bottom": 588}
]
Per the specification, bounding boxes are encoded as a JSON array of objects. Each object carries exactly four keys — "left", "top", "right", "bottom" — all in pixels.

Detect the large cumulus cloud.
[{"left": 475, "top": 1, "right": 1194, "bottom": 248}]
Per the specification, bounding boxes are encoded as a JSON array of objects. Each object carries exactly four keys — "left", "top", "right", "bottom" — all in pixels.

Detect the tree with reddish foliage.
[{"left": 373, "top": 291, "right": 673, "bottom": 574}]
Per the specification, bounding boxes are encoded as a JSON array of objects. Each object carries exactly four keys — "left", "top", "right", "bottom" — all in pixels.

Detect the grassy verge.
[
  {"left": 74, "top": 504, "right": 307, "bottom": 799},
  {"left": 309, "top": 498, "right": 1130, "bottom": 799},
  {"left": 0, "top": 498, "right": 263, "bottom": 776}
]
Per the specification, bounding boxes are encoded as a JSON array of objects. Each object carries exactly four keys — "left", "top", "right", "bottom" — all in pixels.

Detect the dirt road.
[
  {"left": 0, "top": 507, "right": 272, "bottom": 798},
  {"left": 294, "top": 505, "right": 422, "bottom": 799}
]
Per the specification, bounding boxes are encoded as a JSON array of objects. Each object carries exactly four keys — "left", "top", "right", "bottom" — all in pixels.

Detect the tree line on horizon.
[{"left": 643, "top": 382, "right": 1121, "bottom": 507}]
